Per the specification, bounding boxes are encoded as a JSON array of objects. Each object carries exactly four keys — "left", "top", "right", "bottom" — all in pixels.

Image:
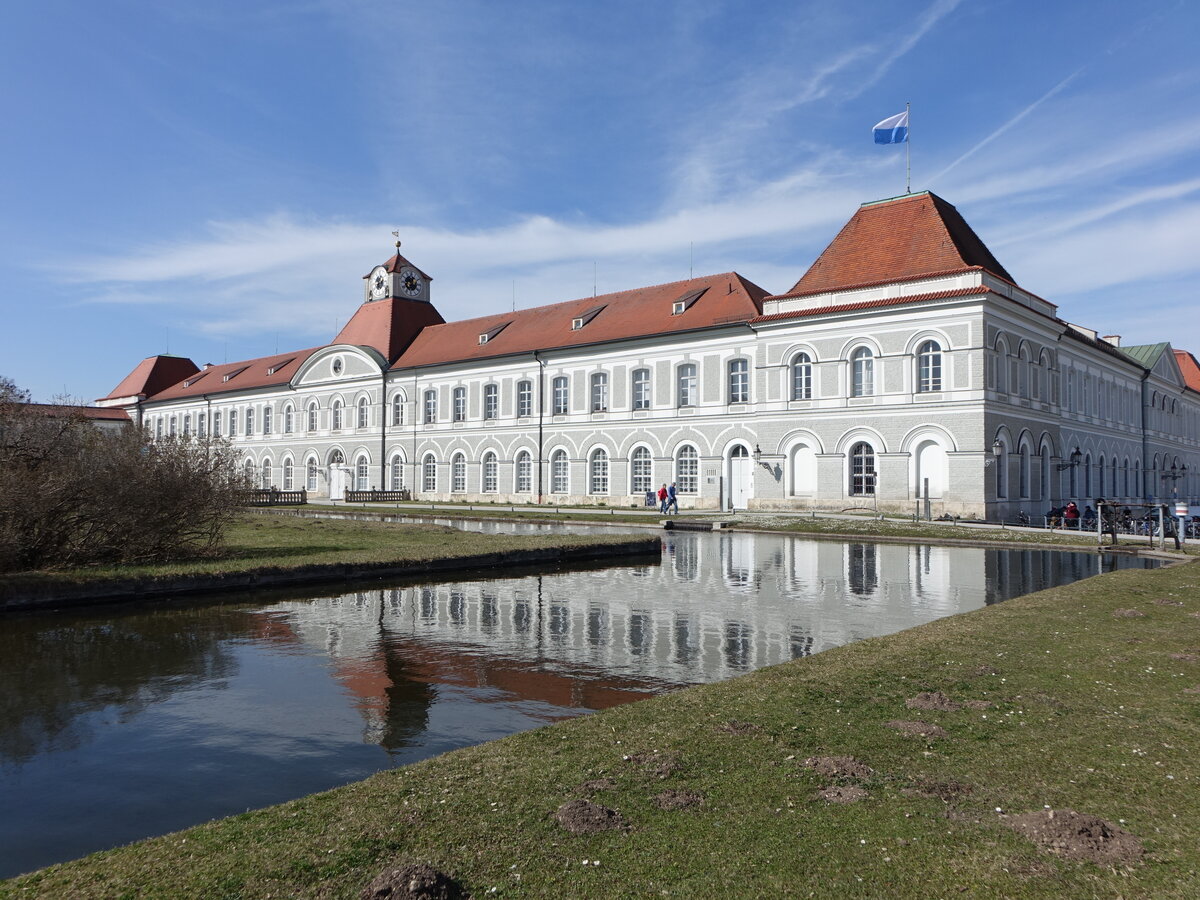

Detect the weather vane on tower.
[{"left": 391, "top": 229, "right": 401, "bottom": 252}]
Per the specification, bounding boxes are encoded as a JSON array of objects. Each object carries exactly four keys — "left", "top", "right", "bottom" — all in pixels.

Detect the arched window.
[
  {"left": 997, "top": 442, "right": 1008, "bottom": 499},
  {"left": 590, "top": 373, "right": 609, "bottom": 412},
  {"left": 632, "top": 368, "right": 651, "bottom": 409},
  {"left": 357, "top": 398, "right": 368, "bottom": 429},
  {"left": 1111, "top": 457, "right": 1118, "bottom": 496},
  {"left": 631, "top": 446, "right": 652, "bottom": 494},
  {"left": 551, "top": 449, "right": 569, "bottom": 493},
  {"left": 197, "top": 413, "right": 206, "bottom": 437},
  {"left": 917, "top": 340, "right": 941, "bottom": 392},
  {"left": 728, "top": 358, "right": 749, "bottom": 403},
  {"left": 261, "top": 459, "right": 272, "bottom": 489},
  {"left": 851, "top": 347, "right": 874, "bottom": 397},
  {"left": 211, "top": 412, "right": 220, "bottom": 437},
  {"left": 262, "top": 406, "right": 272, "bottom": 434},
  {"left": 515, "top": 450, "right": 532, "bottom": 493},
  {"left": 390, "top": 454, "right": 404, "bottom": 491},
  {"left": 391, "top": 394, "right": 404, "bottom": 426},
  {"left": 482, "top": 451, "right": 498, "bottom": 492},
  {"left": 424, "top": 389, "right": 437, "bottom": 424},
  {"left": 484, "top": 384, "right": 499, "bottom": 419},
  {"left": 182, "top": 414, "right": 191, "bottom": 436},
  {"left": 243, "top": 459, "right": 254, "bottom": 483},
  {"left": 589, "top": 448, "right": 609, "bottom": 494},
  {"left": 355, "top": 456, "right": 369, "bottom": 490},
  {"left": 552, "top": 376, "right": 569, "bottom": 415},
  {"left": 791, "top": 353, "right": 812, "bottom": 400},
  {"left": 1084, "top": 453, "right": 1092, "bottom": 498},
  {"left": 677, "top": 364, "right": 697, "bottom": 407},
  {"left": 451, "top": 453, "right": 466, "bottom": 492},
  {"left": 331, "top": 400, "right": 342, "bottom": 431},
  {"left": 283, "top": 404, "right": 294, "bottom": 434},
  {"left": 516, "top": 380, "right": 533, "bottom": 417},
  {"left": 282, "top": 458, "right": 294, "bottom": 490},
  {"left": 1041, "top": 446, "right": 1051, "bottom": 500},
  {"left": 307, "top": 402, "right": 318, "bottom": 432},
  {"left": 422, "top": 454, "right": 437, "bottom": 493},
  {"left": 453, "top": 386, "right": 466, "bottom": 422},
  {"left": 306, "top": 457, "right": 319, "bottom": 492},
  {"left": 676, "top": 445, "right": 699, "bottom": 494},
  {"left": 1019, "top": 445, "right": 1029, "bottom": 498},
  {"left": 849, "top": 442, "right": 875, "bottom": 495},
  {"left": 995, "top": 342, "right": 1008, "bottom": 393}
]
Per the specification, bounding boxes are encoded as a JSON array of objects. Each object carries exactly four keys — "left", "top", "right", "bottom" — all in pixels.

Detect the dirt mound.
[
  {"left": 361, "top": 863, "right": 467, "bottom": 900},
  {"left": 802, "top": 756, "right": 875, "bottom": 780},
  {"left": 554, "top": 799, "right": 627, "bottom": 834},
  {"left": 1183, "top": 685, "right": 1200, "bottom": 694},
  {"left": 1005, "top": 808, "right": 1143, "bottom": 867},
  {"left": 904, "top": 777, "right": 974, "bottom": 801},
  {"left": 886, "top": 720, "right": 948, "bottom": 739},
  {"left": 906, "top": 691, "right": 960, "bottom": 711},
  {"left": 652, "top": 788, "right": 705, "bottom": 810},
  {"left": 575, "top": 778, "right": 616, "bottom": 794},
  {"left": 625, "top": 750, "right": 682, "bottom": 779},
  {"left": 814, "top": 784, "right": 868, "bottom": 804},
  {"left": 717, "top": 720, "right": 762, "bottom": 735},
  {"left": 1155, "top": 598, "right": 1184, "bottom": 607},
  {"left": 1170, "top": 652, "right": 1199, "bottom": 662},
  {"left": 972, "top": 665, "right": 1000, "bottom": 677},
  {"left": 1113, "top": 608, "right": 1146, "bottom": 618}
]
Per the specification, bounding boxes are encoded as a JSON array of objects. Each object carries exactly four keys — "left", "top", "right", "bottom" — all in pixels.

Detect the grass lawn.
[
  {"left": 5, "top": 557, "right": 1198, "bottom": 897},
  {"left": 0, "top": 514, "right": 653, "bottom": 587}
]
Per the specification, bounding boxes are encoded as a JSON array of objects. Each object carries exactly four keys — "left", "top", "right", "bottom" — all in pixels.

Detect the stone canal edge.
[{"left": 0, "top": 535, "right": 663, "bottom": 614}]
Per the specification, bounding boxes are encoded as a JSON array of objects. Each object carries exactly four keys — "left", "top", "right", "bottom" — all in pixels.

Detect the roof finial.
[{"left": 391, "top": 229, "right": 401, "bottom": 254}]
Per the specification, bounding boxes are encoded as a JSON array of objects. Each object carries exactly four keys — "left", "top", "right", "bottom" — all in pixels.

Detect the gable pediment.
[{"left": 292, "top": 345, "right": 387, "bottom": 387}]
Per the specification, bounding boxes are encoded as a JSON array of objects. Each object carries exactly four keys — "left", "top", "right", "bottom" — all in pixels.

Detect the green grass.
[
  {"left": 6, "top": 558, "right": 1199, "bottom": 898},
  {"left": 0, "top": 514, "right": 652, "bottom": 587}
]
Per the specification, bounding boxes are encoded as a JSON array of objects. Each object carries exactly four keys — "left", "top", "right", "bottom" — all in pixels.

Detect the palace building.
[{"left": 97, "top": 191, "right": 1200, "bottom": 520}]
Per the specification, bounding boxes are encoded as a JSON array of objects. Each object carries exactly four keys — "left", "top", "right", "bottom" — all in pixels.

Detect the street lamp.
[
  {"left": 1056, "top": 447, "right": 1083, "bottom": 472},
  {"left": 1162, "top": 463, "right": 1188, "bottom": 495},
  {"left": 985, "top": 440, "right": 1003, "bottom": 467}
]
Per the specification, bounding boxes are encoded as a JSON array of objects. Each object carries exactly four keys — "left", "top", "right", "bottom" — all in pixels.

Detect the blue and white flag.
[{"left": 873, "top": 110, "right": 909, "bottom": 144}]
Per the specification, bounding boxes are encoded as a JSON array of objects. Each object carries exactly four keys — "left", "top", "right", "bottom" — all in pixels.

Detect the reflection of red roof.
[
  {"left": 773, "top": 192, "right": 1015, "bottom": 299},
  {"left": 100, "top": 355, "right": 199, "bottom": 401},
  {"left": 393, "top": 273, "right": 766, "bottom": 370},
  {"left": 141, "top": 348, "right": 324, "bottom": 403},
  {"left": 1174, "top": 349, "right": 1200, "bottom": 392}
]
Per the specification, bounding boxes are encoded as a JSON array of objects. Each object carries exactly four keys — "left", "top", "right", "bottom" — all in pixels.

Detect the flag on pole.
[{"left": 873, "top": 110, "right": 909, "bottom": 144}]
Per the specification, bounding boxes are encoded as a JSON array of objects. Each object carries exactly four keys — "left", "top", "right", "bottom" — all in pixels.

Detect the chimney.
[
  {"left": 203, "top": 362, "right": 215, "bottom": 369},
  {"left": 1102, "top": 335, "right": 1122, "bottom": 347}
]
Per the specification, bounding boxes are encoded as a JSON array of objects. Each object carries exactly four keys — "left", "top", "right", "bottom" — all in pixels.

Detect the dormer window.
[
  {"left": 182, "top": 372, "right": 208, "bottom": 388},
  {"left": 571, "top": 305, "right": 605, "bottom": 331},
  {"left": 266, "top": 358, "right": 294, "bottom": 376},
  {"left": 223, "top": 366, "right": 248, "bottom": 383},
  {"left": 671, "top": 288, "right": 707, "bottom": 316},
  {"left": 478, "top": 322, "right": 510, "bottom": 345}
]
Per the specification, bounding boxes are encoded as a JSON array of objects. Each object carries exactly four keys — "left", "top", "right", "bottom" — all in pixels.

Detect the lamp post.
[{"left": 1056, "top": 447, "right": 1083, "bottom": 472}]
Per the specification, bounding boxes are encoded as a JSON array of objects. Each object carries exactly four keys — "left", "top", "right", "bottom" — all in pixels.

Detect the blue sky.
[{"left": 3, "top": 0, "right": 1199, "bottom": 401}]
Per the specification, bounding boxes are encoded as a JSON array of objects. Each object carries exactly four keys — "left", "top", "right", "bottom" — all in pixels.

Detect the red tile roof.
[
  {"left": 392, "top": 273, "right": 767, "bottom": 370},
  {"left": 24, "top": 404, "right": 132, "bottom": 422},
  {"left": 333, "top": 295, "right": 446, "bottom": 363},
  {"left": 1174, "top": 349, "right": 1200, "bottom": 392},
  {"left": 368, "top": 251, "right": 433, "bottom": 282},
  {"left": 776, "top": 192, "right": 1014, "bottom": 298},
  {"left": 752, "top": 286, "right": 993, "bottom": 324},
  {"left": 100, "top": 355, "right": 199, "bottom": 401},
  {"left": 144, "top": 348, "right": 324, "bottom": 403}
]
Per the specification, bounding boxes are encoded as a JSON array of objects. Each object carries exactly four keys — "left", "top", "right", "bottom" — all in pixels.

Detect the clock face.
[
  {"left": 370, "top": 267, "right": 389, "bottom": 299},
  {"left": 400, "top": 268, "right": 423, "bottom": 297}
]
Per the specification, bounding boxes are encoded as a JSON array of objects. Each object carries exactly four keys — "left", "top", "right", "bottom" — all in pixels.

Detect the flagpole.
[{"left": 906, "top": 101, "right": 911, "bottom": 194}]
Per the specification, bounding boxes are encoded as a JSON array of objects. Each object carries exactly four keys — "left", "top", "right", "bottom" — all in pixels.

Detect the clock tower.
[{"left": 363, "top": 241, "right": 431, "bottom": 303}]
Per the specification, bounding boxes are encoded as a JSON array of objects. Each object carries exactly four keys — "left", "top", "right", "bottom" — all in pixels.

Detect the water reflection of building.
[{"left": 264, "top": 533, "right": 1009, "bottom": 717}]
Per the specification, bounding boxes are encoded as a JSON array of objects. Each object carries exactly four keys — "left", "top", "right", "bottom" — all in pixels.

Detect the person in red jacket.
[
  {"left": 657, "top": 483, "right": 669, "bottom": 514},
  {"left": 1063, "top": 501, "right": 1080, "bottom": 528}
]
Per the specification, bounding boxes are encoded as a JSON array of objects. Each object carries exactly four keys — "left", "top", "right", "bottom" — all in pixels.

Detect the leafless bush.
[{"left": 0, "top": 379, "right": 246, "bottom": 572}]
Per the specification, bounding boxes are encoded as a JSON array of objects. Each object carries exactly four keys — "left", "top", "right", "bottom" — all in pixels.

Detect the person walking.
[
  {"left": 657, "top": 483, "right": 669, "bottom": 514},
  {"left": 667, "top": 482, "right": 679, "bottom": 515}
]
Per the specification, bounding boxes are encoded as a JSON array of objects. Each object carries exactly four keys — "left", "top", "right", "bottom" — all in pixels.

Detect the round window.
[{"left": 331, "top": 357, "right": 344, "bottom": 376}]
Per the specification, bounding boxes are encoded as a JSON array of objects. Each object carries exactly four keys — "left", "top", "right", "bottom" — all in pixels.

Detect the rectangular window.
[
  {"left": 424, "top": 390, "right": 437, "bottom": 424},
  {"left": 632, "top": 368, "right": 651, "bottom": 409},
  {"left": 552, "top": 376, "right": 569, "bottom": 415},
  {"left": 590, "top": 372, "right": 608, "bottom": 412},
  {"left": 728, "top": 359, "right": 749, "bottom": 403},
  {"left": 263, "top": 406, "right": 272, "bottom": 434},
  {"left": 516, "top": 380, "right": 533, "bottom": 417},
  {"left": 198, "top": 413, "right": 206, "bottom": 437},
  {"left": 453, "top": 387, "right": 466, "bottom": 422},
  {"left": 245, "top": 409, "right": 254, "bottom": 436},
  {"left": 678, "top": 364, "right": 697, "bottom": 407},
  {"left": 484, "top": 384, "right": 498, "bottom": 419}
]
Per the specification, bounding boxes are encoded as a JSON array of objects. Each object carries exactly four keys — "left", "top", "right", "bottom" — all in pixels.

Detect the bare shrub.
[{"left": 0, "top": 382, "right": 246, "bottom": 572}]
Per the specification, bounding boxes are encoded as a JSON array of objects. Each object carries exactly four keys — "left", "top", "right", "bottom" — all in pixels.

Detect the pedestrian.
[
  {"left": 1063, "top": 501, "right": 1079, "bottom": 528},
  {"left": 667, "top": 481, "right": 679, "bottom": 515},
  {"left": 657, "top": 483, "right": 669, "bottom": 514}
]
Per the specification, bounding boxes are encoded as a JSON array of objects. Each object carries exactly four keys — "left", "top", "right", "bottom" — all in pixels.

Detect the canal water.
[{"left": 0, "top": 527, "right": 1157, "bottom": 879}]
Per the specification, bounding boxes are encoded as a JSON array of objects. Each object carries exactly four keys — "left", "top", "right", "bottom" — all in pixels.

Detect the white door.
[
  {"left": 730, "top": 447, "right": 753, "bottom": 510},
  {"left": 329, "top": 466, "right": 347, "bottom": 501}
]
